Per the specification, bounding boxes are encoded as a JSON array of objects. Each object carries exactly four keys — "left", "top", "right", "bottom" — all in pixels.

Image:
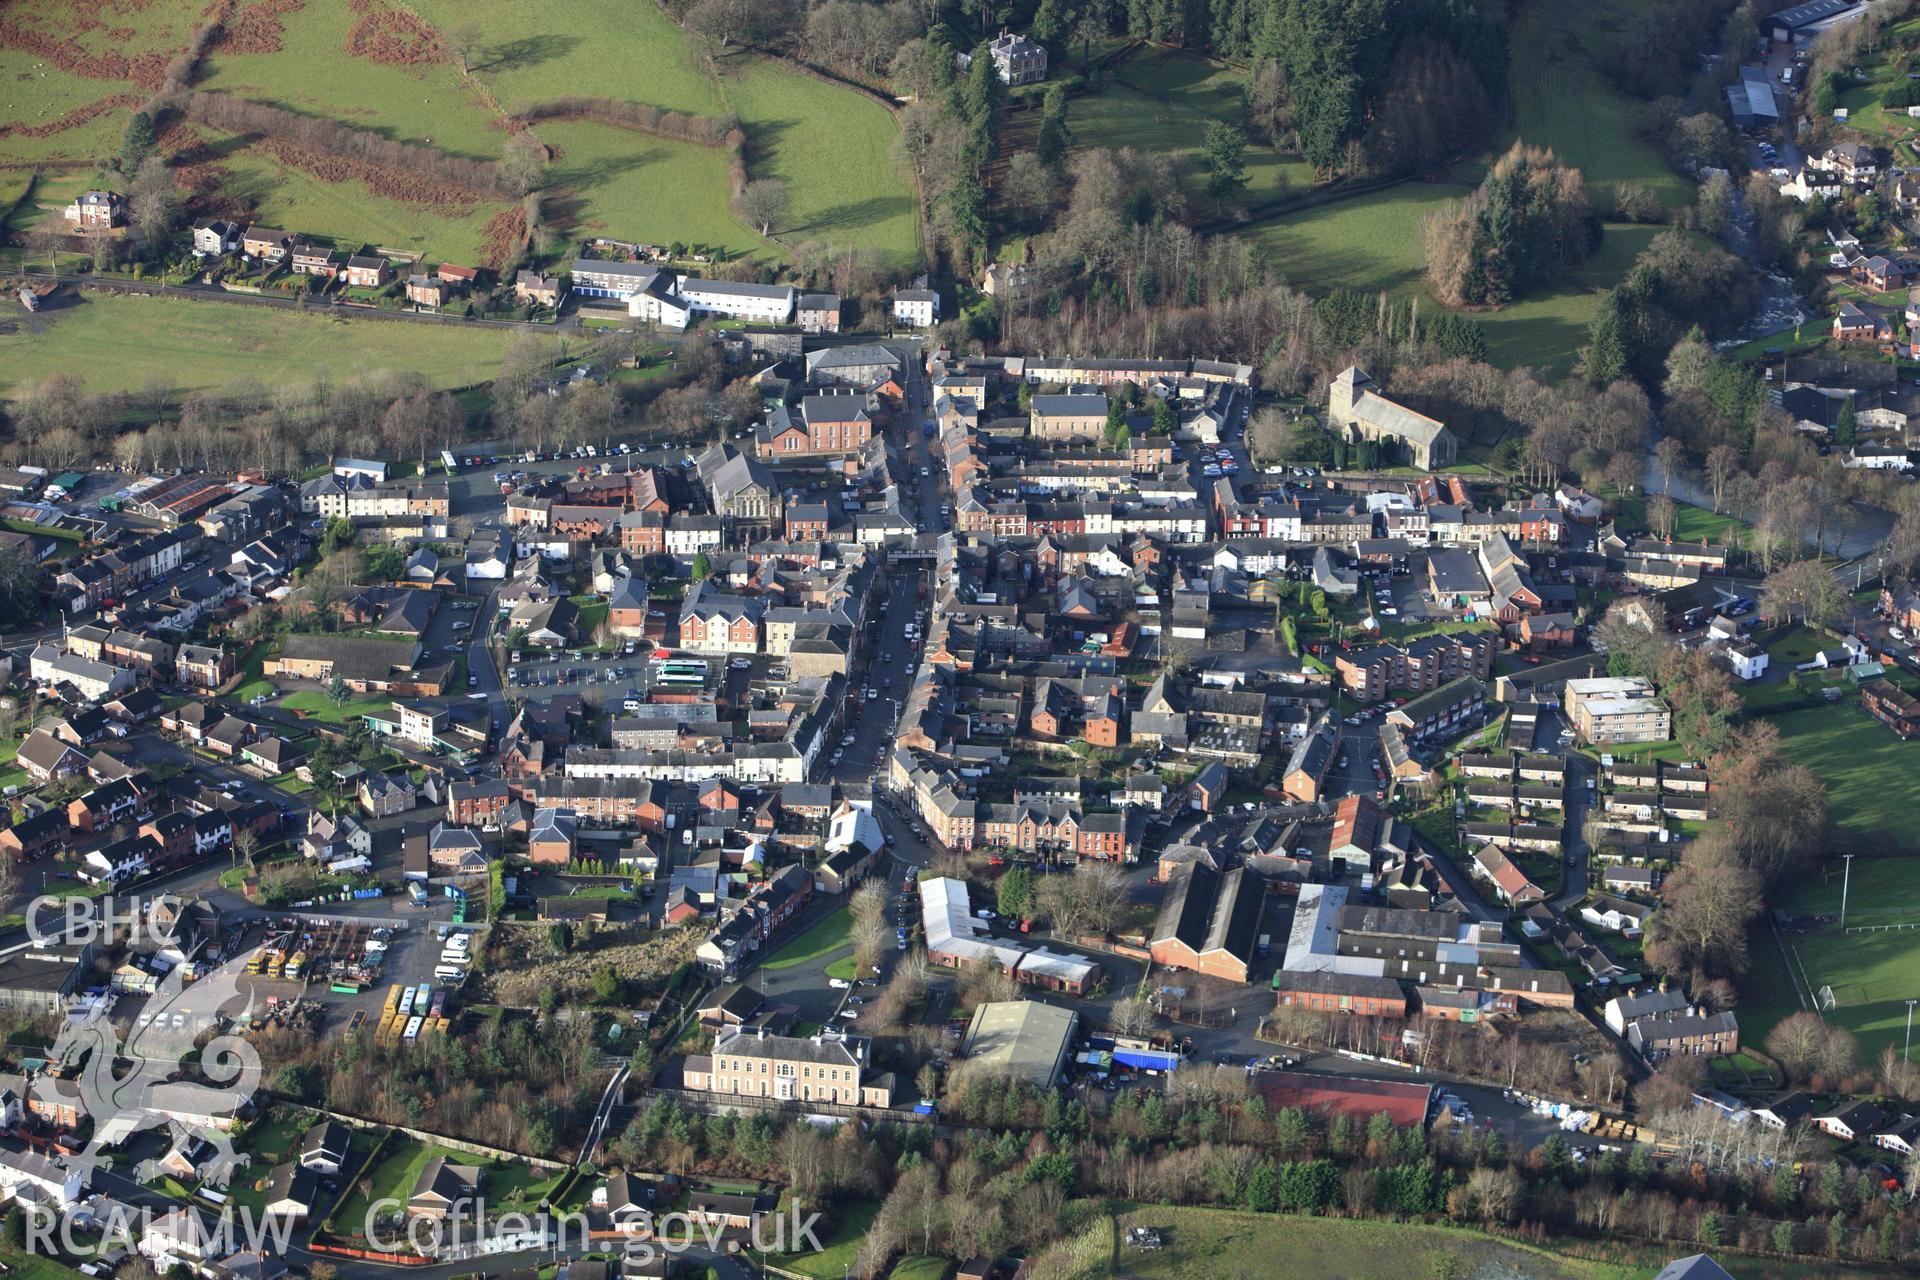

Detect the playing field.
[
  {"left": 1069, "top": 46, "right": 1315, "bottom": 207},
  {"left": 0, "top": 292, "right": 510, "bottom": 398},
  {"left": 1773, "top": 702, "right": 1920, "bottom": 844},
  {"left": 1773, "top": 926, "right": 1920, "bottom": 1064}
]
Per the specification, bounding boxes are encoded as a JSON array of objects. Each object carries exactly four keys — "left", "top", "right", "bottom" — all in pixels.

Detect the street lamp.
[
  {"left": 1907, "top": 999, "right": 1917, "bottom": 1063},
  {"left": 1840, "top": 854, "right": 1856, "bottom": 930}
]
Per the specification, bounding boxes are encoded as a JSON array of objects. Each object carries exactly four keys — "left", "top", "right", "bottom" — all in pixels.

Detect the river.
[{"left": 1647, "top": 182, "right": 1894, "bottom": 557}]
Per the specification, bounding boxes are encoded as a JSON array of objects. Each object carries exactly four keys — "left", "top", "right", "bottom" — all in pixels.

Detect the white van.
[{"left": 434, "top": 965, "right": 466, "bottom": 982}]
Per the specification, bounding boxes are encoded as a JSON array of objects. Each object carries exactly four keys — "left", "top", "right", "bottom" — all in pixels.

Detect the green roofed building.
[{"left": 960, "top": 999, "right": 1079, "bottom": 1087}]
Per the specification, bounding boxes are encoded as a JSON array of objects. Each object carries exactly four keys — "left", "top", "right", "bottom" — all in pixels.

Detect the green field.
[
  {"left": 887, "top": 1260, "right": 951, "bottom": 1280},
  {"left": 1831, "top": 16, "right": 1920, "bottom": 164},
  {"left": 199, "top": 1, "right": 504, "bottom": 158},
  {"left": 1773, "top": 702, "right": 1920, "bottom": 844},
  {"left": 0, "top": 0, "right": 201, "bottom": 164},
  {"left": 1246, "top": 182, "right": 1471, "bottom": 297},
  {"left": 1784, "top": 857, "right": 1920, "bottom": 921},
  {"left": 1503, "top": 0, "right": 1693, "bottom": 209},
  {"left": 1772, "top": 927, "right": 1920, "bottom": 1064},
  {"left": 1068, "top": 46, "right": 1315, "bottom": 208},
  {"left": 772, "top": 1197, "right": 878, "bottom": 1279},
  {"left": 1244, "top": 179, "right": 1657, "bottom": 375},
  {"left": 410, "top": 0, "right": 723, "bottom": 116},
  {"left": 1112, "top": 1207, "right": 1635, "bottom": 1280},
  {"left": 536, "top": 119, "right": 750, "bottom": 253},
  {"left": 1611, "top": 490, "right": 1749, "bottom": 545},
  {"left": 193, "top": 127, "right": 514, "bottom": 266},
  {"left": 760, "top": 906, "right": 852, "bottom": 970},
  {"left": 0, "top": 293, "right": 509, "bottom": 398},
  {"left": 720, "top": 58, "right": 920, "bottom": 264},
  {"left": 1106, "top": 1204, "right": 1880, "bottom": 1280}
]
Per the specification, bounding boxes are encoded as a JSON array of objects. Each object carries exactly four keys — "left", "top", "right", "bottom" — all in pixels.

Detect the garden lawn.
[
  {"left": 1611, "top": 491, "right": 1749, "bottom": 545},
  {"left": 0, "top": 293, "right": 511, "bottom": 399},
  {"left": 886, "top": 1260, "right": 950, "bottom": 1280},
  {"left": 770, "top": 1197, "right": 878, "bottom": 1280},
  {"left": 1502, "top": 0, "right": 1693, "bottom": 209},
  {"left": 329, "top": 1136, "right": 457, "bottom": 1243},
  {"left": 1068, "top": 46, "right": 1314, "bottom": 208},
  {"left": 720, "top": 58, "right": 920, "bottom": 267},
  {"left": 278, "top": 690, "right": 395, "bottom": 725},
  {"left": 760, "top": 906, "right": 852, "bottom": 970},
  {"left": 1772, "top": 702, "right": 1920, "bottom": 844},
  {"left": 194, "top": 127, "right": 515, "bottom": 266}
]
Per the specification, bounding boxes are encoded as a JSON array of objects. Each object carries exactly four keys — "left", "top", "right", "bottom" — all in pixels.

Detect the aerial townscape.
[{"left": 6, "top": 2, "right": 1920, "bottom": 1280}]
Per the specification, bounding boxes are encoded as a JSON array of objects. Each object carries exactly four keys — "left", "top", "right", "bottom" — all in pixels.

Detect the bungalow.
[
  {"left": 1472, "top": 843, "right": 1546, "bottom": 905},
  {"left": 685, "top": 1191, "right": 768, "bottom": 1233},
  {"left": 261, "top": 1161, "right": 318, "bottom": 1223},
  {"left": 1815, "top": 1100, "right": 1886, "bottom": 1142},
  {"left": 17, "top": 729, "right": 86, "bottom": 784},
  {"left": 300, "top": 1120, "right": 352, "bottom": 1175},
  {"left": 408, "top": 1156, "right": 483, "bottom": 1221},
  {"left": 234, "top": 733, "right": 301, "bottom": 778},
  {"left": 1581, "top": 894, "right": 1650, "bottom": 935},
  {"left": 1754, "top": 1091, "right": 1816, "bottom": 1131}
]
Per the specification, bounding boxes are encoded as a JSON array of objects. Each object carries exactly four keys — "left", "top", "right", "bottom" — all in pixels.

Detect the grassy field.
[
  {"left": 1107, "top": 1204, "right": 1882, "bottom": 1279},
  {"left": 1068, "top": 46, "right": 1315, "bottom": 208},
  {"left": 1111, "top": 1206, "right": 1638, "bottom": 1280},
  {"left": 887, "top": 1260, "right": 951, "bottom": 1280},
  {"left": 1476, "top": 223, "right": 1664, "bottom": 375},
  {"left": 536, "top": 119, "right": 750, "bottom": 254},
  {"left": 1783, "top": 856, "right": 1920, "bottom": 920},
  {"left": 0, "top": 0, "right": 201, "bottom": 164},
  {"left": 1611, "top": 490, "right": 1750, "bottom": 545},
  {"left": 199, "top": 2, "right": 504, "bottom": 158},
  {"left": 772, "top": 1197, "right": 878, "bottom": 1280},
  {"left": 761, "top": 906, "right": 851, "bottom": 970},
  {"left": 1245, "top": 181, "right": 1472, "bottom": 298},
  {"left": 190, "top": 126, "right": 513, "bottom": 266},
  {"left": 1502, "top": 0, "right": 1693, "bottom": 209},
  {"left": 1245, "top": 183, "right": 1658, "bottom": 376},
  {"left": 277, "top": 689, "right": 394, "bottom": 724},
  {"left": 1831, "top": 16, "right": 1920, "bottom": 164},
  {"left": 0, "top": 293, "right": 509, "bottom": 398},
  {"left": 1231, "top": 0, "right": 1695, "bottom": 375},
  {"left": 720, "top": 57, "right": 921, "bottom": 265},
  {"left": 1772, "top": 702, "right": 1920, "bottom": 844},
  {"left": 410, "top": 0, "right": 722, "bottom": 116},
  {"left": 1773, "top": 927, "right": 1920, "bottom": 1064}
]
